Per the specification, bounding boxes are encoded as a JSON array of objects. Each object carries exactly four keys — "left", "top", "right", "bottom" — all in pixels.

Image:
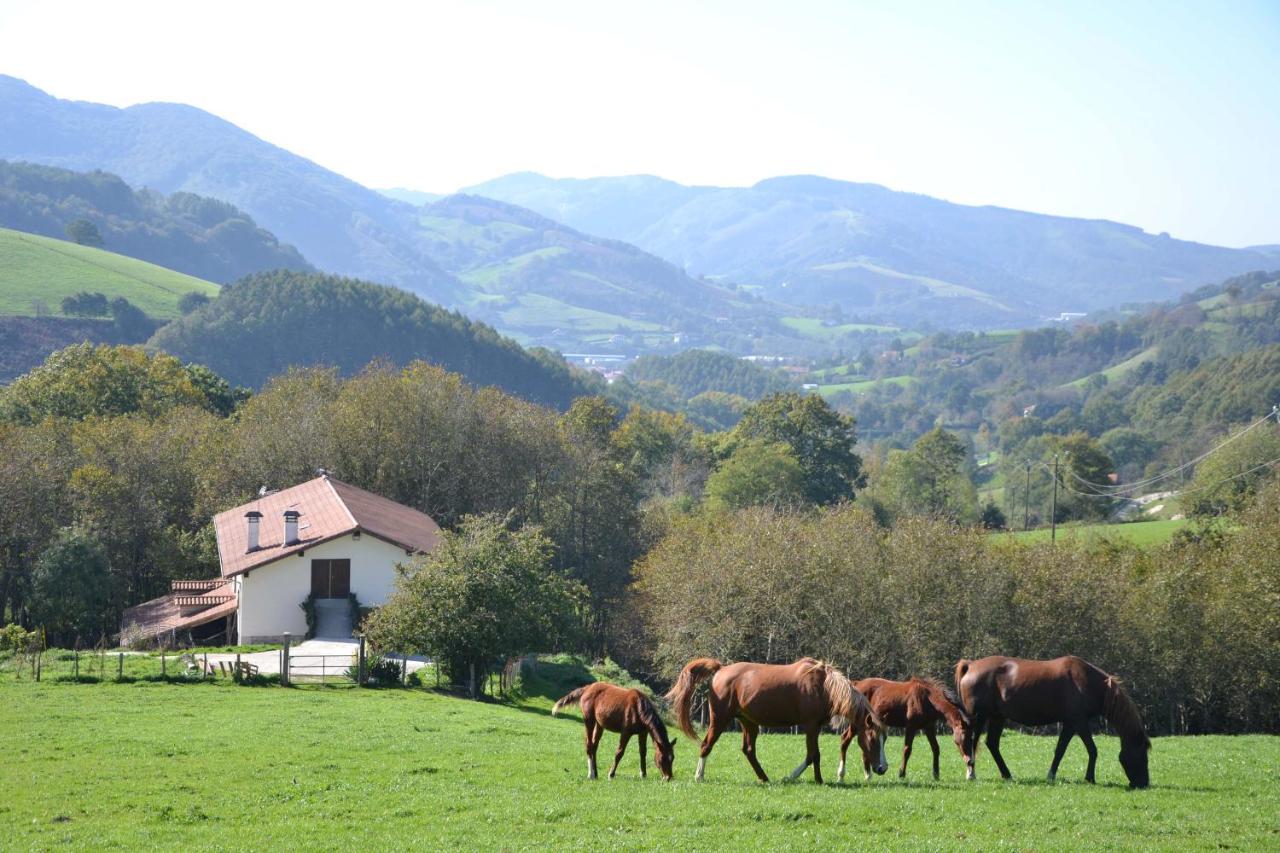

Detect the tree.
[
  {"left": 364, "top": 515, "right": 583, "bottom": 695},
  {"left": 177, "top": 291, "right": 211, "bottom": 315},
  {"left": 65, "top": 218, "right": 103, "bottom": 248},
  {"left": 731, "top": 392, "right": 863, "bottom": 505},
  {"left": 109, "top": 297, "right": 154, "bottom": 341},
  {"left": 875, "top": 427, "right": 978, "bottom": 522},
  {"left": 0, "top": 344, "right": 213, "bottom": 424},
  {"left": 704, "top": 441, "right": 805, "bottom": 511},
  {"left": 1184, "top": 423, "right": 1280, "bottom": 517},
  {"left": 61, "top": 291, "right": 109, "bottom": 318},
  {"left": 29, "top": 526, "right": 111, "bottom": 645}
]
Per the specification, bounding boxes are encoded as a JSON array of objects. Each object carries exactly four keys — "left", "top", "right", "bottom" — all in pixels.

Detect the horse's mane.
[
  {"left": 636, "top": 692, "right": 672, "bottom": 747},
  {"left": 1103, "top": 675, "right": 1150, "bottom": 747},
  {"left": 909, "top": 676, "right": 971, "bottom": 725}
]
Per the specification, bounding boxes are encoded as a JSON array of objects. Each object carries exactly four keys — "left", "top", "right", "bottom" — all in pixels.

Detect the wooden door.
[
  {"left": 329, "top": 559, "right": 350, "bottom": 598},
  {"left": 310, "top": 559, "right": 352, "bottom": 598}
]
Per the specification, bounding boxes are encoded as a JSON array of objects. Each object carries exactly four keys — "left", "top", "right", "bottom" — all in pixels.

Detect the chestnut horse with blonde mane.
[
  {"left": 838, "top": 677, "right": 976, "bottom": 781},
  {"left": 666, "top": 657, "right": 885, "bottom": 783},
  {"left": 553, "top": 682, "right": 677, "bottom": 780},
  {"left": 956, "top": 655, "right": 1150, "bottom": 788}
]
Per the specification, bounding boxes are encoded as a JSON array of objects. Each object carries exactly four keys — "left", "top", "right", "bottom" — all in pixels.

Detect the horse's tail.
[
  {"left": 665, "top": 658, "right": 723, "bottom": 739},
  {"left": 552, "top": 686, "right": 588, "bottom": 716},
  {"left": 825, "top": 666, "right": 883, "bottom": 734},
  {"left": 1103, "top": 675, "right": 1150, "bottom": 748}
]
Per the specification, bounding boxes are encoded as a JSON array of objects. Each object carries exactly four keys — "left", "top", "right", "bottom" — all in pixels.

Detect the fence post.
[
  {"left": 358, "top": 636, "right": 366, "bottom": 686},
  {"left": 74, "top": 646, "right": 79, "bottom": 680},
  {"left": 235, "top": 653, "right": 242, "bottom": 684},
  {"left": 117, "top": 652, "right": 123, "bottom": 680},
  {"left": 203, "top": 653, "right": 209, "bottom": 681},
  {"left": 161, "top": 651, "right": 166, "bottom": 677},
  {"left": 468, "top": 662, "right": 475, "bottom": 698},
  {"left": 281, "top": 633, "right": 291, "bottom": 687},
  {"left": 402, "top": 654, "right": 408, "bottom": 686}
]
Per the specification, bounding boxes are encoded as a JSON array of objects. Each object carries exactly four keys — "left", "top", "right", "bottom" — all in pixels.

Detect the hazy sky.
[{"left": 1, "top": 0, "right": 1277, "bottom": 247}]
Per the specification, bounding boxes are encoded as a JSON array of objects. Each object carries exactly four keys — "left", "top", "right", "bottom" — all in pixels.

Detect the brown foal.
[
  {"left": 838, "top": 677, "right": 975, "bottom": 781},
  {"left": 553, "top": 682, "right": 677, "bottom": 780}
]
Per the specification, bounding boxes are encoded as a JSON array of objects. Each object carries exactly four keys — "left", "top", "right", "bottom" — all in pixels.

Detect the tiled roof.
[
  {"left": 121, "top": 581, "right": 237, "bottom": 640},
  {"left": 213, "top": 476, "right": 441, "bottom": 577}
]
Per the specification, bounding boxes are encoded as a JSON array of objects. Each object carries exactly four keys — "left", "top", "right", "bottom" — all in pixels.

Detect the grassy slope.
[
  {"left": 818, "top": 374, "right": 917, "bottom": 396},
  {"left": 2, "top": 677, "right": 1276, "bottom": 849},
  {"left": 1008, "top": 518, "right": 1189, "bottom": 547},
  {"left": 0, "top": 228, "right": 219, "bottom": 319}
]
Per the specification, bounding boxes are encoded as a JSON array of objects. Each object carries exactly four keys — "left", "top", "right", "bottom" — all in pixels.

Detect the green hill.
[
  {"left": 148, "top": 270, "right": 596, "bottom": 409},
  {"left": 0, "top": 227, "right": 219, "bottom": 319},
  {"left": 0, "top": 160, "right": 312, "bottom": 284}
]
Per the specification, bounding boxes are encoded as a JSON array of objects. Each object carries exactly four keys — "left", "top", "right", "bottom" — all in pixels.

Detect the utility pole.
[
  {"left": 1050, "top": 454, "right": 1060, "bottom": 543},
  {"left": 1024, "top": 459, "right": 1032, "bottom": 531}
]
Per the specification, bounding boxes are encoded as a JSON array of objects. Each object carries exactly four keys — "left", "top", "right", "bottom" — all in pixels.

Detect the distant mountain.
[
  {"left": 0, "top": 75, "right": 461, "bottom": 303},
  {"left": 0, "top": 160, "right": 311, "bottom": 283},
  {"left": 0, "top": 77, "right": 775, "bottom": 351},
  {"left": 378, "top": 187, "right": 443, "bottom": 206},
  {"left": 148, "top": 270, "right": 596, "bottom": 409},
  {"left": 464, "top": 173, "right": 1277, "bottom": 327},
  {"left": 414, "top": 194, "right": 778, "bottom": 350}
]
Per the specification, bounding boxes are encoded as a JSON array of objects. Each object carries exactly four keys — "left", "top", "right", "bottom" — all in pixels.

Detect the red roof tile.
[{"left": 213, "top": 476, "right": 441, "bottom": 577}]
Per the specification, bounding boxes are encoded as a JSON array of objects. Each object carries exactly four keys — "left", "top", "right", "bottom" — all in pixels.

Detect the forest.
[
  {"left": 0, "top": 160, "right": 312, "bottom": 283},
  {"left": 1, "top": 337, "right": 1277, "bottom": 734}
]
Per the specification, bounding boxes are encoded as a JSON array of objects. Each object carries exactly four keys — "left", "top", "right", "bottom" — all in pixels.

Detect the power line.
[{"left": 1063, "top": 408, "right": 1279, "bottom": 497}]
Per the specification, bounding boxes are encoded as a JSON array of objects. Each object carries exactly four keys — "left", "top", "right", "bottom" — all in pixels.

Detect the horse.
[
  {"left": 837, "top": 677, "right": 975, "bottom": 781},
  {"left": 552, "top": 682, "right": 678, "bottom": 780},
  {"left": 955, "top": 655, "right": 1150, "bottom": 788},
  {"left": 665, "top": 657, "right": 885, "bottom": 783}
]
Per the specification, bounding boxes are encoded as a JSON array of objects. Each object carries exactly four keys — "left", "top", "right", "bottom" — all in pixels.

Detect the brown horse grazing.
[
  {"left": 665, "top": 657, "right": 884, "bottom": 783},
  {"left": 956, "top": 656, "right": 1150, "bottom": 788},
  {"left": 838, "top": 677, "right": 976, "bottom": 781},
  {"left": 553, "top": 682, "right": 678, "bottom": 780}
]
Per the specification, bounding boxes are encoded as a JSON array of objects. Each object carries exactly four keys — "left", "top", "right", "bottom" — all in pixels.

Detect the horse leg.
[
  {"left": 966, "top": 712, "right": 986, "bottom": 781},
  {"left": 1048, "top": 723, "right": 1074, "bottom": 781},
  {"left": 837, "top": 726, "right": 852, "bottom": 782},
  {"left": 986, "top": 718, "right": 1013, "bottom": 780},
  {"left": 585, "top": 720, "right": 600, "bottom": 780},
  {"left": 900, "top": 728, "right": 915, "bottom": 778},
  {"left": 695, "top": 703, "right": 730, "bottom": 781},
  {"left": 924, "top": 728, "right": 941, "bottom": 780},
  {"left": 741, "top": 720, "right": 769, "bottom": 782},
  {"left": 788, "top": 724, "right": 821, "bottom": 783},
  {"left": 1078, "top": 727, "right": 1099, "bottom": 784},
  {"left": 638, "top": 730, "right": 648, "bottom": 779},
  {"left": 608, "top": 731, "right": 631, "bottom": 780}
]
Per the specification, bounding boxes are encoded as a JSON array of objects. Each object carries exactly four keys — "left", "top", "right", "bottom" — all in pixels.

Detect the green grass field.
[
  {"left": 781, "top": 316, "right": 902, "bottom": 339},
  {"left": 1008, "top": 518, "right": 1188, "bottom": 547},
  {"left": 0, "top": 228, "right": 219, "bottom": 319},
  {"left": 818, "top": 374, "right": 917, "bottom": 396},
  {"left": 2, "top": 669, "right": 1276, "bottom": 849}
]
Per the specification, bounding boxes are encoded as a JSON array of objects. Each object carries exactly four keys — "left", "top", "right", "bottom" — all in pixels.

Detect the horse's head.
[
  {"left": 1119, "top": 734, "right": 1150, "bottom": 789},
  {"left": 656, "top": 736, "right": 677, "bottom": 780},
  {"left": 856, "top": 713, "right": 888, "bottom": 776}
]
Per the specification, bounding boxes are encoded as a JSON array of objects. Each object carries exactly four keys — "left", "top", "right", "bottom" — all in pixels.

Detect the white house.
[{"left": 122, "top": 475, "right": 441, "bottom": 645}]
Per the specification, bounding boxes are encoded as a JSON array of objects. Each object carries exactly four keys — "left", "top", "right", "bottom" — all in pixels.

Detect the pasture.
[
  {"left": 1008, "top": 518, "right": 1189, "bottom": 547},
  {"left": 0, "top": 227, "right": 219, "bottom": 319},
  {"left": 2, "top": 674, "right": 1277, "bottom": 849}
]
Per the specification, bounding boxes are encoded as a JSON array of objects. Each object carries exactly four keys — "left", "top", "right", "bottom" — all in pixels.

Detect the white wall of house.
[{"left": 235, "top": 533, "right": 417, "bottom": 643}]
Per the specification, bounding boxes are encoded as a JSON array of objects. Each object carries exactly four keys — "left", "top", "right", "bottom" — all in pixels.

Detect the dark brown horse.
[
  {"left": 956, "top": 655, "right": 1150, "bottom": 788},
  {"left": 838, "top": 677, "right": 975, "bottom": 781},
  {"left": 553, "top": 682, "right": 677, "bottom": 780},
  {"left": 666, "top": 657, "right": 884, "bottom": 783}
]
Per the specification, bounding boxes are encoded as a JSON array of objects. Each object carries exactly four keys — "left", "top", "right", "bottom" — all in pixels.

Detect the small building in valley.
[{"left": 122, "top": 475, "right": 442, "bottom": 645}]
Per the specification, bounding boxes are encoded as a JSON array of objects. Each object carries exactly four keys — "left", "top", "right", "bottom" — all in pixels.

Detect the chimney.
[
  {"left": 244, "top": 511, "right": 263, "bottom": 552},
  {"left": 283, "top": 510, "right": 301, "bottom": 546}
]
